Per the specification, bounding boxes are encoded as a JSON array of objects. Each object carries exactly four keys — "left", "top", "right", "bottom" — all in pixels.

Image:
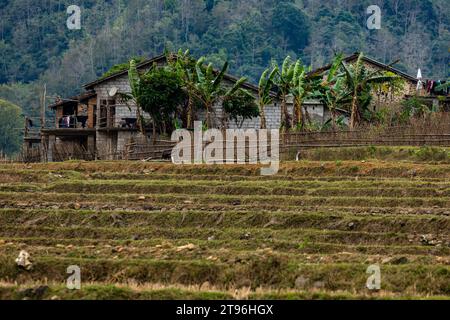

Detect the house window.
[{"left": 100, "top": 99, "right": 116, "bottom": 128}]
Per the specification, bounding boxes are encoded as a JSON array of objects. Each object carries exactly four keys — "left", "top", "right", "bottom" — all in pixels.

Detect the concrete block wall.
[
  {"left": 115, "top": 106, "right": 137, "bottom": 127},
  {"left": 117, "top": 131, "right": 136, "bottom": 152},
  {"left": 91, "top": 72, "right": 325, "bottom": 158},
  {"left": 96, "top": 132, "right": 111, "bottom": 159},
  {"left": 264, "top": 105, "right": 282, "bottom": 129},
  {"left": 203, "top": 103, "right": 282, "bottom": 130}
]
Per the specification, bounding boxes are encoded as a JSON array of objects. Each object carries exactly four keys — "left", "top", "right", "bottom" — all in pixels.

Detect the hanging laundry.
[
  {"left": 61, "top": 116, "right": 71, "bottom": 128},
  {"left": 429, "top": 81, "right": 435, "bottom": 94}
]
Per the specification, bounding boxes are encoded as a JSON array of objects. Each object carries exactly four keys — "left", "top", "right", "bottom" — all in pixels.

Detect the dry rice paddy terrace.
[{"left": 0, "top": 157, "right": 449, "bottom": 300}]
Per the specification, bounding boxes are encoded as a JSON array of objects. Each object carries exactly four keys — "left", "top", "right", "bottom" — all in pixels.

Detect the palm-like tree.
[
  {"left": 120, "top": 59, "right": 145, "bottom": 135},
  {"left": 170, "top": 49, "right": 197, "bottom": 129},
  {"left": 315, "top": 54, "right": 351, "bottom": 130},
  {"left": 276, "top": 56, "right": 296, "bottom": 130},
  {"left": 290, "top": 60, "right": 307, "bottom": 129},
  {"left": 258, "top": 66, "right": 278, "bottom": 129},
  {"left": 341, "top": 53, "right": 399, "bottom": 129},
  {"left": 320, "top": 77, "right": 351, "bottom": 130},
  {"left": 193, "top": 57, "right": 246, "bottom": 129},
  {"left": 290, "top": 60, "right": 323, "bottom": 130}
]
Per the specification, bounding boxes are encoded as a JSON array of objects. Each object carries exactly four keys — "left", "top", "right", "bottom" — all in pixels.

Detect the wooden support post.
[
  {"left": 87, "top": 135, "right": 95, "bottom": 159},
  {"left": 24, "top": 116, "right": 29, "bottom": 138},
  {"left": 38, "top": 84, "right": 47, "bottom": 163},
  {"left": 40, "top": 84, "right": 47, "bottom": 129},
  {"left": 47, "top": 135, "right": 56, "bottom": 162}
]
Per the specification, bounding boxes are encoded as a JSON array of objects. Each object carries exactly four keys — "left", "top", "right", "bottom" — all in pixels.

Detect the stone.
[
  {"left": 240, "top": 232, "right": 252, "bottom": 240},
  {"left": 15, "top": 250, "right": 32, "bottom": 270},
  {"left": 347, "top": 222, "right": 356, "bottom": 230},
  {"left": 176, "top": 243, "right": 196, "bottom": 252},
  {"left": 381, "top": 257, "right": 392, "bottom": 264},
  {"left": 115, "top": 246, "right": 124, "bottom": 253},
  {"left": 420, "top": 234, "right": 442, "bottom": 246},
  {"left": 138, "top": 196, "right": 146, "bottom": 201},
  {"left": 206, "top": 256, "right": 218, "bottom": 261}
]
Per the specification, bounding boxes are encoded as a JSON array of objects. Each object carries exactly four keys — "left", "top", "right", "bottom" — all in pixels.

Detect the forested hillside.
[{"left": 0, "top": 0, "right": 449, "bottom": 119}]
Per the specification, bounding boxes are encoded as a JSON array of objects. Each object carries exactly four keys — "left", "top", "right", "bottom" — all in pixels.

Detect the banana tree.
[
  {"left": 193, "top": 57, "right": 246, "bottom": 129},
  {"left": 276, "top": 56, "right": 296, "bottom": 130},
  {"left": 170, "top": 49, "right": 197, "bottom": 129},
  {"left": 315, "top": 54, "right": 351, "bottom": 130},
  {"left": 258, "top": 66, "right": 278, "bottom": 129},
  {"left": 290, "top": 60, "right": 322, "bottom": 130},
  {"left": 119, "top": 59, "right": 145, "bottom": 135},
  {"left": 341, "top": 53, "right": 399, "bottom": 129},
  {"left": 319, "top": 77, "right": 351, "bottom": 130},
  {"left": 291, "top": 60, "right": 306, "bottom": 129}
]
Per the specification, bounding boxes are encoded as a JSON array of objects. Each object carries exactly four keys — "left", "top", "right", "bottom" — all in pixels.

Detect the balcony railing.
[
  {"left": 99, "top": 117, "right": 139, "bottom": 129},
  {"left": 57, "top": 115, "right": 90, "bottom": 129}
]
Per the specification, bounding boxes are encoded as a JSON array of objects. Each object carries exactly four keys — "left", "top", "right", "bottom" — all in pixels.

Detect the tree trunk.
[
  {"left": 137, "top": 106, "right": 147, "bottom": 139},
  {"left": 350, "top": 93, "right": 359, "bottom": 129},
  {"left": 259, "top": 103, "right": 267, "bottom": 129},
  {"left": 294, "top": 98, "right": 303, "bottom": 130},
  {"left": 331, "top": 107, "right": 337, "bottom": 131},
  {"left": 152, "top": 123, "right": 157, "bottom": 145},
  {"left": 206, "top": 103, "right": 212, "bottom": 129},
  {"left": 187, "top": 96, "right": 193, "bottom": 129},
  {"left": 281, "top": 96, "right": 289, "bottom": 130}
]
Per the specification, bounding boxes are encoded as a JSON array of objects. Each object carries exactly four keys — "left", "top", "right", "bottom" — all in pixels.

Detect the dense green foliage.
[
  {"left": 223, "top": 89, "right": 260, "bottom": 126},
  {"left": 0, "top": 99, "right": 22, "bottom": 155},
  {"left": 340, "top": 53, "right": 400, "bottom": 128},
  {"left": 120, "top": 60, "right": 186, "bottom": 138},
  {"left": 0, "top": 0, "right": 448, "bottom": 117},
  {"left": 258, "top": 66, "right": 278, "bottom": 129},
  {"left": 124, "top": 52, "right": 259, "bottom": 133},
  {"left": 138, "top": 65, "right": 186, "bottom": 124}
]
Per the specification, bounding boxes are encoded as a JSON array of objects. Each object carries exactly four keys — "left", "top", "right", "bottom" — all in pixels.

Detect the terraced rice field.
[{"left": 0, "top": 160, "right": 448, "bottom": 300}]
